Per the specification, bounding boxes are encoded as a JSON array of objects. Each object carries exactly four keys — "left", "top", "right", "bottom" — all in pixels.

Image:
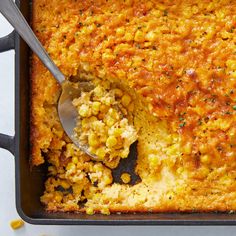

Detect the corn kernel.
[
  {"left": 109, "top": 108, "right": 119, "bottom": 120},
  {"left": 104, "top": 97, "right": 113, "bottom": 106},
  {"left": 93, "top": 86, "right": 104, "bottom": 97},
  {"left": 100, "top": 104, "right": 109, "bottom": 113},
  {"left": 96, "top": 147, "right": 106, "bottom": 159},
  {"left": 106, "top": 136, "right": 118, "bottom": 147},
  {"left": 134, "top": 30, "right": 145, "bottom": 42},
  {"left": 230, "top": 71, "right": 236, "bottom": 78},
  {"left": 91, "top": 120, "right": 105, "bottom": 131},
  {"left": 10, "top": 219, "right": 24, "bottom": 230},
  {"left": 102, "top": 52, "right": 116, "bottom": 62},
  {"left": 60, "top": 180, "right": 70, "bottom": 189},
  {"left": 145, "top": 31, "right": 157, "bottom": 41},
  {"left": 228, "top": 128, "right": 236, "bottom": 140},
  {"left": 124, "top": 32, "right": 133, "bottom": 41},
  {"left": 86, "top": 207, "right": 94, "bottom": 215},
  {"left": 92, "top": 101, "right": 101, "bottom": 115},
  {"left": 79, "top": 104, "right": 91, "bottom": 117},
  {"left": 81, "top": 118, "right": 89, "bottom": 128},
  {"left": 72, "top": 156, "right": 78, "bottom": 164},
  {"left": 66, "top": 162, "right": 76, "bottom": 171},
  {"left": 199, "top": 166, "right": 210, "bottom": 178},
  {"left": 88, "top": 133, "right": 100, "bottom": 147},
  {"left": 177, "top": 167, "right": 184, "bottom": 175},
  {"left": 54, "top": 192, "right": 63, "bottom": 202},
  {"left": 199, "top": 143, "right": 207, "bottom": 154},
  {"left": 106, "top": 117, "right": 116, "bottom": 127},
  {"left": 103, "top": 175, "right": 112, "bottom": 185},
  {"left": 121, "top": 173, "right": 131, "bottom": 184},
  {"left": 88, "top": 116, "right": 98, "bottom": 123},
  {"left": 120, "top": 148, "right": 129, "bottom": 158},
  {"left": 94, "top": 163, "right": 104, "bottom": 172},
  {"left": 111, "top": 128, "right": 123, "bottom": 136},
  {"left": 183, "top": 142, "right": 192, "bottom": 154},
  {"left": 200, "top": 154, "right": 210, "bottom": 164},
  {"left": 101, "top": 207, "right": 110, "bottom": 215},
  {"left": 116, "top": 27, "right": 125, "bottom": 36},
  {"left": 226, "top": 59, "right": 236, "bottom": 71},
  {"left": 121, "top": 94, "right": 131, "bottom": 107},
  {"left": 148, "top": 154, "right": 160, "bottom": 167}
]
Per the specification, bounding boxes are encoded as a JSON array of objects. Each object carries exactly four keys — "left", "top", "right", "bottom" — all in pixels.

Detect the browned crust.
[
  {"left": 43, "top": 191, "right": 236, "bottom": 213},
  {"left": 30, "top": 1, "right": 61, "bottom": 166},
  {"left": 30, "top": 0, "right": 44, "bottom": 166}
]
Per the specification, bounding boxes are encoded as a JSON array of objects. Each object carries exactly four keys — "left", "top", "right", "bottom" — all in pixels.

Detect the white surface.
[{"left": 0, "top": 12, "right": 236, "bottom": 236}]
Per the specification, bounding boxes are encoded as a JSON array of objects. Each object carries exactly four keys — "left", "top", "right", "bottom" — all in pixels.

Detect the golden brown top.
[{"left": 33, "top": 0, "right": 236, "bottom": 172}]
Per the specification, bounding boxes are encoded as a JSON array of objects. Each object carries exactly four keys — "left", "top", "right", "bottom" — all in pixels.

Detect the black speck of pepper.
[
  {"left": 229, "top": 26, "right": 235, "bottom": 33},
  {"left": 225, "top": 111, "right": 232, "bottom": 115}
]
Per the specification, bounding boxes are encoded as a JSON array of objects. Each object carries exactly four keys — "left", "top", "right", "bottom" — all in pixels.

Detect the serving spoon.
[
  {"left": 0, "top": 0, "right": 140, "bottom": 185},
  {"left": 0, "top": 0, "right": 97, "bottom": 158}
]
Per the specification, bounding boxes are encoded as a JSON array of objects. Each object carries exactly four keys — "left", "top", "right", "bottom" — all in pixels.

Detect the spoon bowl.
[{"left": 58, "top": 80, "right": 97, "bottom": 158}]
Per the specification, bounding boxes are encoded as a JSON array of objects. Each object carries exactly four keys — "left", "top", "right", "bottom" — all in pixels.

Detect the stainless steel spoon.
[{"left": 0, "top": 0, "right": 97, "bottom": 158}]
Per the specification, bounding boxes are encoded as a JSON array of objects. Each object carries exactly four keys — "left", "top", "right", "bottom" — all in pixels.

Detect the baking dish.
[{"left": 1, "top": 0, "right": 236, "bottom": 225}]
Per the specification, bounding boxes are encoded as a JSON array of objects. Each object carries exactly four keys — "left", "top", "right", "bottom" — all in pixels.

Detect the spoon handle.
[{"left": 0, "top": 0, "right": 65, "bottom": 83}]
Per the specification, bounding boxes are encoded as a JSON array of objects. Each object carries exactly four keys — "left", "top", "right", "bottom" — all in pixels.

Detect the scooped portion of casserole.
[
  {"left": 72, "top": 78, "right": 138, "bottom": 168},
  {"left": 31, "top": 0, "right": 236, "bottom": 214}
]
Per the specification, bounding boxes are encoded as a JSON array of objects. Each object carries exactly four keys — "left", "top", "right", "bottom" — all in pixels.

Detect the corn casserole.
[{"left": 31, "top": 0, "right": 236, "bottom": 214}]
